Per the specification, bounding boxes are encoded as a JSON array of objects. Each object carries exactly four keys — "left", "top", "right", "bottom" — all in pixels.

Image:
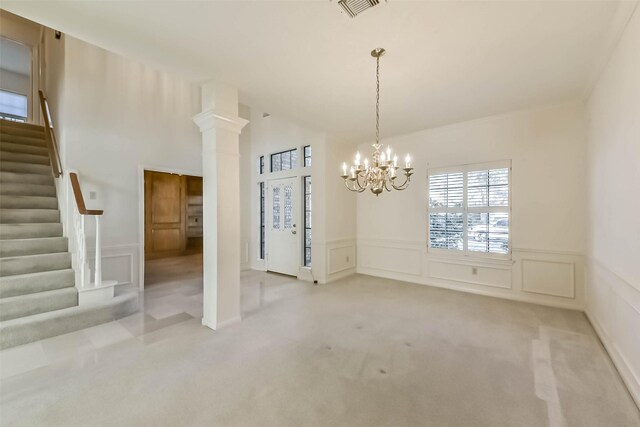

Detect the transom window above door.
[
  {"left": 271, "top": 149, "right": 298, "bottom": 172},
  {"left": 428, "top": 161, "right": 511, "bottom": 258}
]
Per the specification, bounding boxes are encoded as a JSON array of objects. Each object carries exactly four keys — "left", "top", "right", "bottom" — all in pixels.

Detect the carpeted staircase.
[{"left": 0, "top": 119, "right": 137, "bottom": 349}]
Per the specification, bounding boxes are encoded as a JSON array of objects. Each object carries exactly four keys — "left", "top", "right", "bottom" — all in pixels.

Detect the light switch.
[{"left": 89, "top": 191, "right": 97, "bottom": 200}]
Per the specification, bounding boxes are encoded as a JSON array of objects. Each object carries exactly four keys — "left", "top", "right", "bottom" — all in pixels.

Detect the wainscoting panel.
[
  {"left": 522, "top": 259, "right": 574, "bottom": 298},
  {"left": 88, "top": 243, "right": 139, "bottom": 288},
  {"left": 358, "top": 240, "right": 422, "bottom": 276},
  {"left": 357, "top": 239, "right": 584, "bottom": 310},
  {"left": 429, "top": 259, "right": 511, "bottom": 289},
  {"left": 586, "top": 258, "right": 640, "bottom": 406},
  {"left": 326, "top": 239, "right": 357, "bottom": 280}
]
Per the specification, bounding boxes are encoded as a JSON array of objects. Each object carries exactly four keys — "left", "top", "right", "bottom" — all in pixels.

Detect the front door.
[{"left": 267, "top": 177, "right": 299, "bottom": 276}]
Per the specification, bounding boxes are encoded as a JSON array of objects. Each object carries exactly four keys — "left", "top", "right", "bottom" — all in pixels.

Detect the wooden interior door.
[{"left": 144, "top": 171, "right": 187, "bottom": 259}]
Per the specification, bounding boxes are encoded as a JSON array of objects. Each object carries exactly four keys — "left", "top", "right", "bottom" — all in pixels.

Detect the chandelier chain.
[{"left": 376, "top": 54, "right": 380, "bottom": 145}]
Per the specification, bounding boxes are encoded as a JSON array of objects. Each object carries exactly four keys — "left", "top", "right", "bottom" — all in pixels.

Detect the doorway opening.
[{"left": 143, "top": 170, "right": 203, "bottom": 287}]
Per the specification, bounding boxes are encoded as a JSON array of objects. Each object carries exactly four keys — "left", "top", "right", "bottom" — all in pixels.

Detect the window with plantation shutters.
[{"left": 428, "top": 161, "right": 511, "bottom": 258}]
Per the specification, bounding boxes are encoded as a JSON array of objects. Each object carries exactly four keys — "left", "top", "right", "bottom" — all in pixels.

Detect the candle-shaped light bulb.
[
  {"left": 342, "top": 162, "right": 347, "bottom": 176},
  {"left": 405, "top": 155, "right": 411, "bottom": 168},
  {"left": 380, "top": 152, "right": 386, "bottom": 162},
  {"left": 355, "top": 151, "right": 361, "bottom": 166},
  {"left": 364, "top": 158, "right": 369, "bottom": 168},
  {"left": 350, "top": 166, "right": 356, "bottom": 179},
  {"left": 393, "top": 155, "right": 398, "bottom": 167},
  {"left": 386, "top": 146, "right": 391, "bottom": 160}
]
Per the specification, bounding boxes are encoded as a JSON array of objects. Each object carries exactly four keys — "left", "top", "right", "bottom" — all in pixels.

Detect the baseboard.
[
  {"left": 201, "top": 315, "right": 242, "bottom": 331},
  {"left": 586, "top": 310, "right": 640, "bottom": 408},
  {"left": 323, "top": 267, "right": 356, "bottom": 284}
]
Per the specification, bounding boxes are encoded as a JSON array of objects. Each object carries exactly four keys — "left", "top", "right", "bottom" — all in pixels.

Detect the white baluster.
[
  {"left": 94, "top": 215, "right": 102, "bottom": 287},
  {"left": 80, "top": 214, "right": 86, "bottom": 288}
]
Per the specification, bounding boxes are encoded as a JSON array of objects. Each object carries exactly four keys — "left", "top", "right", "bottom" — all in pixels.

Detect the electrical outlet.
[
  {"left": 89, "top": 191, "right": 97, "bottom": 200},
  {"left": 472, "top": 267, "right": 478, "bottom": 275}
]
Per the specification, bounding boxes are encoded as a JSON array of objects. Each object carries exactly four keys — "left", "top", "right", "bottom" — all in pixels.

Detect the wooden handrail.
[
  {"left": 69, "top": 173, "right": 103, "bottom": 216},
  {"left": 38, "top": 90, "right": 63, "bottom": 178}
]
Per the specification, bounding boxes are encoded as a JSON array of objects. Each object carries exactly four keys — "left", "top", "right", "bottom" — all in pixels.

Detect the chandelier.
[{"left": 341, "top": 48, "right": 414, "bottom": 196}]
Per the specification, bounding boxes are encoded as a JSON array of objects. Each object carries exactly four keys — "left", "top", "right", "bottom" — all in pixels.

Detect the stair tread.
[
  {"left": 0, "top": 222, "right": 63, "bottom": 238},
  {"left": 0, "top": 267, "right": 73, "bottom": 282},
  {"left": 0, "top": 235, "right": 66, "bottom": 242},
  {"left": 0, "top": 120, "right": 44, "bottom": 131},
  {"left": 0, "top": 251, "right": 69, "bottom": 260},
  {"left": 0, "top": 149, "right": 48, "bottom": 157},
  {"left": 0, "top": 195, "right": 59, "bottom": 210},
  {"left": 0, "top": 194, "right": 57, "bottom": 199},
  {"left": 0, "top": 171, "right": 53, "bottom": 184},
  {"left": 0, "top": 292, "right": 138, "bottom": 349},
  {"left": 0, "top": 135, "right": 46, "bottom": 146},
  {"left": 0, "top": 209, "right": 61, "bottom": 224},
  {"left": 0, "top": 286, "right": 77, "bottom": 303},
  {"left": 0, "top": 195, "right": 57, "bottom": 201},
  {"left": 0, "top": 161, "right": 52, "bottom": 175},
  {"left": 0, "top": 142, "right": 49, "bottom": 155},
  {"left": 0, "top": 151, "right": 50, "bottom": 165},
  {"left": 0, "top": 208, "right": 59, "bottom": 213},
  {"left": 0, "top": 292, "right": 135, "bottom": 324}
]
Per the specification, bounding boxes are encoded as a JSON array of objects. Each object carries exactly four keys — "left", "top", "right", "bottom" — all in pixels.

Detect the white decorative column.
[{"left": 193, "top": 81, "right": 248, "bottom": 330}]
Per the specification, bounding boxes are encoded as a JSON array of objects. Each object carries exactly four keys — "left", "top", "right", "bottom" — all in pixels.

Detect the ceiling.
[
  {"left": 1, "top": 1, "right": 634, "bottom": 142},
  {"left": 0, "top": 37, "right": 31, "bottom": 75}
]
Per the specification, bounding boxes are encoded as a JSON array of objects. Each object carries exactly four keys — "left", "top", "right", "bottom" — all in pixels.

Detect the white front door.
[{"left": 267, "top": 177, "right": 299, "bottom": 276}]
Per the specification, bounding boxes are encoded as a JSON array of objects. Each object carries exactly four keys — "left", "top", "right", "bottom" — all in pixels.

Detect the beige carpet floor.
[{"left": 1, "top": 258, "right": 638, "bottom": 426}]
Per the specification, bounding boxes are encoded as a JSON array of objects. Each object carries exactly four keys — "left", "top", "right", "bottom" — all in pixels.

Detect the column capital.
[{"left": 192, "top": 108, "right": 249, "bottom": 135}]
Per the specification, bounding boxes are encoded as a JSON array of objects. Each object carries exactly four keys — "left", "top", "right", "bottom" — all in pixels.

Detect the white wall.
[
  {"left": 585, "top": 5, "right": 640, "bottom": 406},
  {"left": 357, "top": 102, "right": 586, "bottom": 309},
  {"left": 239, "top": 104, "right": 252, "bottom": 270},
  {"left": 318, "top": 136, "right": 358, "bottom": 282},
  {"left": 50, "top": 35, "right": 202, "bottom": 288}
]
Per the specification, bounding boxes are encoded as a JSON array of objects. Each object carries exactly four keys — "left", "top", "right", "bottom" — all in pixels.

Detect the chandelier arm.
[
  {"left": 343, "top": 179, "right": 359, "bottom": 192},
  {"left": 355, "top": 172, "right": 367, "bottom": 190},
  {"left": 391, "top": 174, "right": 411, "bottom": 190},
  {"left": 344, "top": 178, "right": 366, "bottom": 193}
]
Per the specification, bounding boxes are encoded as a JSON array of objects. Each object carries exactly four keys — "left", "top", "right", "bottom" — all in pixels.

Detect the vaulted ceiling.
[{"left": 2, "top": 1, "right": 634, "bottom": 141}]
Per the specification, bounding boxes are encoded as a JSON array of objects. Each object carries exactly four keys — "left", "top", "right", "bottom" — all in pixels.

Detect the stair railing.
[
  {"left": 38, "top": 90, "right": 63, "bottom": 178},
  {"left": 69, "top": 172, "right": 109, "bottom": 290}
]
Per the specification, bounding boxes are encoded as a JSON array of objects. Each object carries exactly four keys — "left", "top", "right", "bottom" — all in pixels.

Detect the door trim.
[{"left": 137, "top": 164, "right": 202, "bottom": 290}]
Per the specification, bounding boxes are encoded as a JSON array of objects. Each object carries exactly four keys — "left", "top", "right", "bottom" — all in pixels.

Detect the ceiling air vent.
[{"left": 338, "top": 0, "right": 381, "bottom": 18}]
